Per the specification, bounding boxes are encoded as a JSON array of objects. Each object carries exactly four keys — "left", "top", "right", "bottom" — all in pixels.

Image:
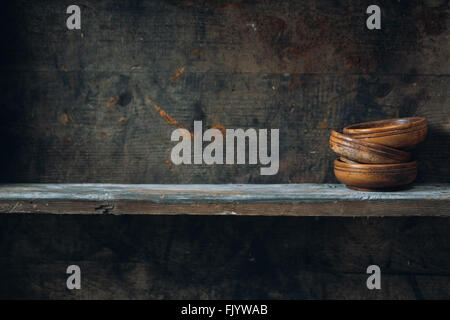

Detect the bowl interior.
[{"left": 345, "top": 118, "right": 420, "bottom": 130}]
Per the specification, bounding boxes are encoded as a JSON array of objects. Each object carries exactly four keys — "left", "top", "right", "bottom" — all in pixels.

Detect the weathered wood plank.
[
  {"left": 0, "top": 0, "right": 448, "bottom": 300},
  {"left": 0, "top": 0, "right": 448, "bottom": 184},
  {"left": 4, "top": 262, "right": 450, "bottom": 299},
  {"left": 0, "top": 183, "right": 448, "bottom": 216},
  {"left": 2, "top": 215, "right": 450, "bottom": 299}
]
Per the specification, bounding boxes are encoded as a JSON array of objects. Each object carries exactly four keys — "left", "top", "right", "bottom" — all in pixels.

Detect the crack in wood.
[{"left": 94, "top": 204, "right": 115, "bottom": 214}]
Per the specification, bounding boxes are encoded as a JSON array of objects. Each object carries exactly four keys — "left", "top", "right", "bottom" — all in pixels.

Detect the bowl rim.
[
  {"left": 342, "top": 125, "right": 427, "bottom": 139},
  {"left": 343, "top": 117, "right": 426, "bottom": 135},
  {"left": 330, "top": 130, "right": 411, "bottom": 160}
]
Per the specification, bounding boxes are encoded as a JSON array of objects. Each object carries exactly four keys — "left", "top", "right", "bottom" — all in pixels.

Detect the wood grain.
[
  {"left": 2, "top": 214, "right": 450, "bottom": 299},
  {"left": 0, "top": 0, "right": 448, "bottom": 183},
  {"left": 0, "top": 183, "right": 448, "bottom": 216},
  {"left": 0, "top": 0, "right": 448, "bottom": 300}
]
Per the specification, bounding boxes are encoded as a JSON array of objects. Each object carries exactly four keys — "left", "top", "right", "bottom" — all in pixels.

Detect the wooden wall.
[
  {"left": 0, "top": 0, "right": 449, "bottom": 299},
  {"left": 0, "top": 0, "right": 448, "bottom": 183}
]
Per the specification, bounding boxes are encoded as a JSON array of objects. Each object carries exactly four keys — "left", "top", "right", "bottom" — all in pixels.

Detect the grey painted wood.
[
  {"left": 0, "top": 183, "right": 448, "bottom": 216},
  {"left": 0, "top": 183, "right": 449, "bottom": 202}
]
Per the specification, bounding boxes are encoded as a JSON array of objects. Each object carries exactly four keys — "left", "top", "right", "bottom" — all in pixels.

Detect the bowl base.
[{"left": 346, "top": 185, "right": 413, "bottom": 192}]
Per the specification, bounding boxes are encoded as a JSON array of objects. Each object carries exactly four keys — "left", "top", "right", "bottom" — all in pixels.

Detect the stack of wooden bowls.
[{"left": 330, "top": 117, "right": 427, "bottom": 191}]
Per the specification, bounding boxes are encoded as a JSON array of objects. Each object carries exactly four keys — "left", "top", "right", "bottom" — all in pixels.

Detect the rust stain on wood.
[
  {"left": 146, "top": 96, "right": 193, "bottom": 139},
  {"left": 293, "top": 75, "right": 302, "bottom": 88},
  {"left": 60, "top": 113, "right": 69, "bottom": 125},
  {"left": 180, "top": 1, "right": 196, "bottom": 7},
  {"left": 191, "top": 48, "right": 202, "bottom": 56},
  {"left": 108, "top": 95, "right": 120, "bottom": 105},
  {"left": 211, "top": 124, "right": 226, "bottom": 136},
  {"left": 146, "top": 96, "right": 180, "bottom": 126},
  {"left": 219, "top": 2, "right": 254, "bottom": 11},
  {"left": 171, "top": 66, "right": 185, "bottom": 81},
  {"left": 319, "top": 119, "right": 328, "bottom": 130}
]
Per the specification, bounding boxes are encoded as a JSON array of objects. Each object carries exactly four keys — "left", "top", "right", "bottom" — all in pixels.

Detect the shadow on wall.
[
  {"left": 415, "top": 123, "right": 450, "bottom": 183},
  {"left": 0, "top": 3, "right": 30, "bottom": 182}
]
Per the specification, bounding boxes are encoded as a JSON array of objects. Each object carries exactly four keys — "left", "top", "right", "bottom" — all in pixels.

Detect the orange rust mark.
[
  {"left": 219, "top": 2, "right": 254, "bottom": 10},
  {"left": 61, "top": 113, "right": 69, "bottom": 125},
  {"left": 211, "top": 124, "right": 226, "bottom": 136},
  {"left": 146, "top": 96, "right": 193, "bottom": 139},
  {"left": 287, "top": 82, "right": 295, "bottom": 88},
  {"left": 164, "top": 159, "right": 170, "bottom": 165},
  {"left": 117, "top": 117, "right": 126, "bottom": 124},
  {"left": 344, "top": 57, "right": 353, "bottom": 70},
  {"left": 319, "top": 119, "right": 328, "bottom": 130},
  {"left": 294, "top": 75, "right": 302, "bottom": 88},
  {"left": 108, "top": 95, "right": 120, "bottom": 105},
  {"left": 191, "top": 48, "right": 202, "bottom": 56},
  {"left": 181, "top": 1, "right": 195, "bottom": 7},
  {"left": 153, "top": 103, "right": 180, "bottom": 126},
  {"left": 171, "top": 66, "right": 185, "bottom": 81}
]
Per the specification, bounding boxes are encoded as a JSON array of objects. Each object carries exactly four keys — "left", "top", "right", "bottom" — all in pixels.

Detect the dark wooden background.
[
  {"left": 0, "top": 0, "right": 449, "bottom": 299},
  {"left": 2, "top": 215, "right": 450, "bottom": 299},
  {"left": 0, "top": 0, "right": 448, "bottom": 183}
]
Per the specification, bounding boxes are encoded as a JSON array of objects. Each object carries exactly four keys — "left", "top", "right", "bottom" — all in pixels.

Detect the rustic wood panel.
[
  {"left": 0, "top": 0, "right": 449, "bottom": 300},
  {"left": 2, "top": 215, "right": 450, "bottom": 299},
  {"left": 0, "top": 183, "right": 449, "bottom": 216},
  {"left": 0, "top": 0, "right": 448, "bottom": 183}
]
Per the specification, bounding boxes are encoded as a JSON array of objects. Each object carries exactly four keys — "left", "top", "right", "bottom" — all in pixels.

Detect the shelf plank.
[{"left": 0, "top": 184, "right": 449, "bottom": 216}]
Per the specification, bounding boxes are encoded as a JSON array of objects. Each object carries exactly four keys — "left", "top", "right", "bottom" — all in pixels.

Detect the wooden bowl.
[
  {"left": 339, "top": 157, "right": 359, "bottom": 164},
  {"left": 334, "top": 159, "right": 418, "bottom": 191},
  {"left": 343, "top": 117, "right": 427, "bottom": 150},
  {"left": 330, "top": 130, "right": 411, "bottom": 164}
]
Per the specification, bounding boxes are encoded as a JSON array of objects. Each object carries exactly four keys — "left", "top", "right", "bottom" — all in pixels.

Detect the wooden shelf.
[{"left": 0, "top": 183, "right": 449, "bottom": 216}]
